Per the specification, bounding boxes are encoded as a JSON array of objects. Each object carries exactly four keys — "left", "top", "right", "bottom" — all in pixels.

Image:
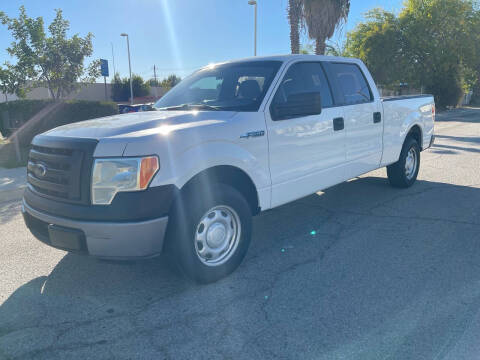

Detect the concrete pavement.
[
  {"left": 0, "top": 167, "right": 26, "bottom": 204},
  {"left": 1, "top": 108, "right": 480, "bottom": 359}
]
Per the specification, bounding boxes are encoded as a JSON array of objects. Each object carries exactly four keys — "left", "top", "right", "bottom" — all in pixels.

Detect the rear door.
[
  {"left": 325, "top": 62, "right": 383, "bottom": 178},
  {"left": 265, "top": 61, "right": 346, "bottom": 208}
]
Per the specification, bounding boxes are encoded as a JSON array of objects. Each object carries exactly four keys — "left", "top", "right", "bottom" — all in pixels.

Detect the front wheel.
[
  {"left": 387, "top": 137, "right": 421, "bottom": 188},
  {"left": 166, "top": 184, "right": 252, "bottom": 283}
]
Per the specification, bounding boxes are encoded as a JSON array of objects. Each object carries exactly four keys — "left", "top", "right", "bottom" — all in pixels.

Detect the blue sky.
[{"left": 0, "top": 0, "right": 404, "bottom": 82}]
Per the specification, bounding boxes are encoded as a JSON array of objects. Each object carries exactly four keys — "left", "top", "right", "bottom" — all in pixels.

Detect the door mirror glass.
[{"left": 271, "top": 92, "right": 322, "bottom": 120}]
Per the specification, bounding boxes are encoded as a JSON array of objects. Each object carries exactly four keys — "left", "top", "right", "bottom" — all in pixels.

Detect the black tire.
[
  {"left": 387, "top": 136, "right": 421, "bottom": 188},
  {"left": 166, "top": 183, "right": 252, "bottom": 283}
]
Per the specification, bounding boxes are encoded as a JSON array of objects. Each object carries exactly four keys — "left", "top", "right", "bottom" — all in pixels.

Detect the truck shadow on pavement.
[
  {"left": 432, "top": 134, "right": 480, "bottom": 154},
  {"left": 436, "top": 134, "right": 480, "bottom": 145},
  {"left": 433, "top": 143, "right": 480, "bottom": 154},
  {"left": 2, "top": 177, "right": 480, "bottom": 359},
  {"left": 436, "top": 107, "right": 480, "bottom": 123}
]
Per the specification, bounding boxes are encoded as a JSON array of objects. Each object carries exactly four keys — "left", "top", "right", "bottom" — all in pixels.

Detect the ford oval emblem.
[{"left": 34, "top": 163, "right": 47, "bottom": 178}]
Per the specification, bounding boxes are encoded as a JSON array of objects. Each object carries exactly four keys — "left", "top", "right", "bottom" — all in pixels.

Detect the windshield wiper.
[{"left": 159, "top": 103, "right": 220, "bottom": 111}]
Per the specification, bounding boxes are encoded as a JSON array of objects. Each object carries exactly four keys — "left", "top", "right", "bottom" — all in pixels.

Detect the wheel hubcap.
[
  {"left": 195, "top": 205, "right": 241, "bottom": 266},
  {"left": 405, "top": 147, "right": 417, "bottom": 180},
  {"left": 206, "top": 223, "right": 227, "bottom": 248}
]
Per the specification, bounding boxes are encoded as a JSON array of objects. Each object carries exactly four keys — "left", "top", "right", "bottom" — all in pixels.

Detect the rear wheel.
[
  {"left": 387, "top": 137, "right": 421, "bottom": 188},
  {"left": 166, "top": 183, "right": 252, "bottom": 283}
]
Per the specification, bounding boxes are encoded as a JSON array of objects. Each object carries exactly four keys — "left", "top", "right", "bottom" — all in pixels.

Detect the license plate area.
[{"left": 48, "top": 224, "right": 87, "bottom": 252}]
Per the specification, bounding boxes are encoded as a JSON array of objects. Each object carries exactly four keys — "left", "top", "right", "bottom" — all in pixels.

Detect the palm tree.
[
  {"left": 288, "top": 0, "right": 303, "bottom": 54},
  {"left": 303, "top": 0, "right": 350, "bottom": 55}
]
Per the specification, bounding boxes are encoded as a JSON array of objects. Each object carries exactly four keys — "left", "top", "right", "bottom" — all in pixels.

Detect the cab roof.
[{"left": 208, "top": 54, "right": 361, "bottom": 67}]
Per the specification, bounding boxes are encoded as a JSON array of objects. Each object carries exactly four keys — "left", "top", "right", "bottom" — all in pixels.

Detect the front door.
[{"left": 265, "top": 61, "right": 346, "bottom": 208}]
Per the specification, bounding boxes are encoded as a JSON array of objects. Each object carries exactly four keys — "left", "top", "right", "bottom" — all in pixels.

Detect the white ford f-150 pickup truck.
[{"left": 22, "top": 55, "right": 435, "bottom": 282}]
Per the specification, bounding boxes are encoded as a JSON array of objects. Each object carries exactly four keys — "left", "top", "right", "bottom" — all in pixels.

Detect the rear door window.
[{"left": 329, "top": 63, "right": 373, "bottom": 105}]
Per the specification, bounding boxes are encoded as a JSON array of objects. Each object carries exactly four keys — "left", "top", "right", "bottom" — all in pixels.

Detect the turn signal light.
[{"left": 140, "top": 156, "right": 159, "bottom": 189}]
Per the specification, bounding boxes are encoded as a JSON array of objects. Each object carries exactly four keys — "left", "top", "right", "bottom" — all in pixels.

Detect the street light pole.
[
  {"left": 121, "top": 33, "right": 134, "bottom": 105},
  {"left": 248, "top": 0, "right": 257, "bottom": 56},
  {"left": 111, "top": 42, "right": 116, "bottom": 76}
]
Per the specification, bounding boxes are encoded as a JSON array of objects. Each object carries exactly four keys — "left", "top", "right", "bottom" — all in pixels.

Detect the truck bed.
[
  {"left": 380, "top": 94, "right": 435, "bottom": 166},
  {"left": 381, "top": 94, "right": 433, "bottom": 102}
]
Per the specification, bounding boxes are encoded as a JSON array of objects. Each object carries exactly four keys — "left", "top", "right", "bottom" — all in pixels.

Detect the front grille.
[{"left": 27, "top": 136, "right": 97, "bottom": 204}]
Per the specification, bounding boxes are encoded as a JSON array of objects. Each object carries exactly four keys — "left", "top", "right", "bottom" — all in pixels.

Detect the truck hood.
[{"left": 43, "top": 110, "right": 236, "bottom": 140}]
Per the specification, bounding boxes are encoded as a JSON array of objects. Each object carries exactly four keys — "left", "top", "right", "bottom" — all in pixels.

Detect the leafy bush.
[
  {"left": 345, "top": 0, "right": 480, "bottom": 109},
  {"left": 0, "top": 99, "right": 54, "bottom": 137},
  {"left": 160, "top": 74, "right": 181, "bottom": 90},
  {"left": 426, "top": 71, "right": 464, "bottom": 109},
  {"left": 111, "top": 73, "right": 150, "bottom": 102},
  {"left": 0, "top": 99, "right": 118, "bottom": 165},
  {"left": 471, "top": 82, "right": 480, "bottom": 106},
  {"left": 44, "top": 100, "right": 118, "bottom": 129}
]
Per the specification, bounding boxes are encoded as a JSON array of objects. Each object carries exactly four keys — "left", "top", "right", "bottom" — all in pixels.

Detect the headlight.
[{"left": 91, "top": 156, "right": 159, "bottom": 205}]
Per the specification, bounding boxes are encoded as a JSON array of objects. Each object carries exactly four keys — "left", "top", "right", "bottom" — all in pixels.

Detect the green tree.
[
  {"left": 303, "top": 0, "right": 350, "bottom": 55},
  {"left": 325, "top": 40, "right": 348, "bottom": 56},
  {"left": 400, "top": 0, "right": 478, "bottom": 106},
  {"left": 111, "top": 73, "right": 129, "bottom": 102},
  {"left": 0, "top": 63, "right": 27, "bottom": 102},
  {"left": 0, "top": 6, "right": 100, "bottom": 100},
  {"left": 345, "top": 9, "right": 405, "bottom": 87},
  {"left": 132, "top": 74, "right": 150, "bottom": 98},
  {"left": 300, "top": 39, "right": 345, "bottom": 56},
  {"left": 345, "top": 0, "right": 480, "bottom": 108},
  {"left": 147, "top": 78, "right": 160, "bottom": 87},
  {"left": 469, "top": 8, "right": 480, "bottom": 104},
  {"left": 160, "top": 74, "right": 181, "bottom": 90},
  {"left": 111, "top": 73, "right": 150, "bottom": 102}
]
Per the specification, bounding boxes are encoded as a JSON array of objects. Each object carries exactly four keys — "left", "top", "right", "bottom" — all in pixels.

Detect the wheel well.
[
  {"left": 407, "top": 125, "right": 422, "bottom": 148},
  {"left": 179, "top": 165, "right": 260, "bottom": 215}
]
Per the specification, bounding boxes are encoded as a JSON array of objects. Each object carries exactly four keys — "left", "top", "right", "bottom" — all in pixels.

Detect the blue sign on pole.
[{"left": 100, "top": 59, "right": 109, "bottom": 77}]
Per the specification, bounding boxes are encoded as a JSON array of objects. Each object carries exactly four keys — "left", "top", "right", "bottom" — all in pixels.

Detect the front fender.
[
  {"left": 173, "top": 141, "right": 269, "bottom": 188},
  {"left": 148, "top": 141, "right": 271, "bottom": 210}
]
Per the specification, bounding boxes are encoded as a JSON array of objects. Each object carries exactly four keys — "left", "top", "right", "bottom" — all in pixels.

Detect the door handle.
[
  {"left": 373, "top": 112, "right": 382, "bottom": 123},
  {"left": 333, "top": 117, "right": 344, "bottom": 131}
]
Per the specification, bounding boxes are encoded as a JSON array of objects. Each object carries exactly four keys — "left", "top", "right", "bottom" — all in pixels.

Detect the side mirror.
[{"left": 271, "top": 92, "right": 322, "bottom": 121}]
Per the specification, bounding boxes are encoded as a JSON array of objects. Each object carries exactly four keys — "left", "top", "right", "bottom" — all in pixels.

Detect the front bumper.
[{"left": 22, "top": 199, "right": 169, "bottom": 259}]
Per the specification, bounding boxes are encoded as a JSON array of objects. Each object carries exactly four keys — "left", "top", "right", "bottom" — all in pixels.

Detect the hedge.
[
  {"left": 1, "top": 99, "right": 118, "bottom": 143},
  {"left": 0, "top": 99, "right": 118, "bottom": 166},
  {"left": 34, "top": 100, "right": 119, "bottom": 137},
  {"left": 0, "top": 99, "right": 54, "bottom": 137}
]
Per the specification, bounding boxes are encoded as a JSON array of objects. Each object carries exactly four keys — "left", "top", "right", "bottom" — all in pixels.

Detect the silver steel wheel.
[
  {"left": 194, "top": 205, "right": 241, "bottom": 266},
  {"left": 405, "top": 147, "right": 418, "bottom": 180}
]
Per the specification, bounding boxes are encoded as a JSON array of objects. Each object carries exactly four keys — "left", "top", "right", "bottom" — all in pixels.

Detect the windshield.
[{"left": 154, "top": 61, "right": 282, "bottom": 112}]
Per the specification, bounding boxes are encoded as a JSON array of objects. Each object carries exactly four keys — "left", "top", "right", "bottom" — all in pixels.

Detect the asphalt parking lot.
[{"left": 1, "top": 107, "right": 480, "bottom": 359}]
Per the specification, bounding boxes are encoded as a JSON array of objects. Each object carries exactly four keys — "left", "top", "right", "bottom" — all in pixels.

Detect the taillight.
[{"left": 432, "top": 104, "right": 435, "bottom": 119}]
